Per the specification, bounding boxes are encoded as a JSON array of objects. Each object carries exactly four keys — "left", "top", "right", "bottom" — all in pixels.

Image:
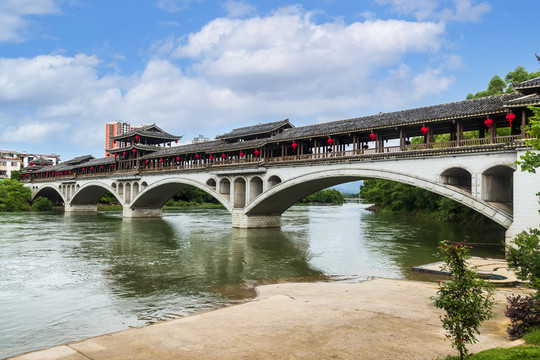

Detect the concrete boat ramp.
[{"left": 9, "top": 272, "right": 528, "bottom": 360}]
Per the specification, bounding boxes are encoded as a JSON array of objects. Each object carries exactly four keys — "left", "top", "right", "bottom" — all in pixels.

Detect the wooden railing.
[{"left": 24, "top": 135, "right": 530, "bottom": 182}]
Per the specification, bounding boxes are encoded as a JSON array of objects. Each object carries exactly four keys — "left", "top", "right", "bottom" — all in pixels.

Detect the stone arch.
[
  {"left": 268, "top": 175, "right": 281, "bottom": 188},
  {"left": 249, "top": 176, "right": 263, "bottom": 202},
  {"left": 440, "top": 167, "right": 472, "bottom": 193},
  {"left": 206, "top": 178, "right": 217, "bottom": 190},
  {"left": 33, "top": 185, "right": 65, "bottom": 205},
  {"left": 219, "top": 178, "right": 231, "bottom": 201},
  {"left": 233, "top": 177, "right": 246, "bottom": 208},
  {"left": 482, "top": 165, "right": 515, "bottom": 204},
  {"left": 70, "top": 182, "right": 120, "bottom": 206},
  {"left": 130, "top": 177, "right": 232, "bottom": 212},
  {"left": 245, "top": 168, "right": 512, "bottom": 228}
]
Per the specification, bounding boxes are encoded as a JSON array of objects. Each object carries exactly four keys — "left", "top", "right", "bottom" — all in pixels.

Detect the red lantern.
[
  {"left": 254, "top": 150, "right": 260, "bottom": 156},
  {"left": 369, "top": 133, "right": 377, "bottom": 141},
  {"left": 113, "top": 153, "right": 117, "bottom": 157},
  {"left": 195, "top": 154, "right": 200, "bottom": 159},
  {"left": 132, "top": 149, "right": 137, "bottom": 154},
  {"left": 292, "top": 142, "right": 297, "bottom": 150},
  {"left": 82, "top": 168, "right": 85, "bottom": 171},
  {"left": 100, "top": 166, "right": 103, "bottom": 170},
  {"left": 484, "top": 118, "right": 493, "bottom": 131},
  {"left": 111, "top": 164, "right": 114, "bottom": 168},
  {"left": 221, "top": 154, "right": 226, "bottom": 159},
  {"left": 176, "top": 156, "right": 180, "bottom": 161},
  {"left": 69, "top": 171, "right": 72, "bottom": 174},
  {"left": 421, "top": 127, "right": 428, "bottom": 135},
  {"left": 113, "top": 140, "right": 116, "bottom": 145},
  {"left": 145, "top": 160, "right": 149, "bottom": 164},
  {"left": 122, "top": 151, "right": 126, "bottom": 156},
  {"left": 239, "top": 152, "right": 244, "bottom": 157},
  {"left": 506, "top": 113, "right": 515, "bottom": 126},
  {"left": 135, "top": 135, "right": 139, "bottom": 142},
  {"left": 90, "top": 167, "right": 94, "bottom": 170},
  {"left": 175, "top": 140, "right": 178, "bottom": 143},
  {"left": 159, "top": 158, "right": 163, "bottom": 163},
  {"left": 209, "top": 155, "right": 214, "bottom": 160}
]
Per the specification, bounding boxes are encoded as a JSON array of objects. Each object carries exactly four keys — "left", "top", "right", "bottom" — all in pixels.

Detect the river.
[{"left": 0, "top": 204, "right": 505, "bottom": 358}]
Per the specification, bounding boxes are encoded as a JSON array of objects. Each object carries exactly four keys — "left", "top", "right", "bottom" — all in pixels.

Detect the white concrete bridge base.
[
  {"left": 123, "top": 207, "right": 163, "bottom": 218},
  {"left": 64, "top": 204, "right": 98, "bottom": 213},
  {"left": 232, "top": 210, "right": 282, "bottom": 228}
]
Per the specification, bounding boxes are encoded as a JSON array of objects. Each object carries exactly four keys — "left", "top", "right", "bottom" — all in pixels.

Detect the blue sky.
[{"left": 0, "top": 0, "right": 539, "bottom": 160}]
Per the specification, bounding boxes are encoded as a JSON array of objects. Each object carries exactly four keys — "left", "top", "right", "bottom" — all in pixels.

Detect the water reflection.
[{"left": 0, "top": 205, "right": 505, "bottom": 358}]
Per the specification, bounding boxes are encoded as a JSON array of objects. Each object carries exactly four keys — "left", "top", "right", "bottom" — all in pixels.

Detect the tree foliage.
[
  {"left": 360, "top": 179, "right": 488, "bottom": 223},
  {"left": 10, "top": 170, "right": 21, "bottom": 180},
  {"left": 0, "top": 179, "right": 32, "bottom": 211},
  {"left": 297, "top": 189, "right": 344, "bottom": 205},
  {"left": 516, "top": 106, "right": 540, "bottom": 173},
  {"left": 32, "top": 196, "right": 52, "bottom": 211},
  {"left": 467, "top": 66, "right": 540, "bottom": 99},
  {"left": 432, "top": 240, "right": 496, "bottom": 359}
]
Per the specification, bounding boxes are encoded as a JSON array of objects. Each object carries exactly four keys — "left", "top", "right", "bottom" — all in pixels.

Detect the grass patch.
[
  {"left": 469, "top": 345, "right": 540, "bottom": 359},
  {"left": 525, "top": 329, "right": 540, "bottom": 346}
]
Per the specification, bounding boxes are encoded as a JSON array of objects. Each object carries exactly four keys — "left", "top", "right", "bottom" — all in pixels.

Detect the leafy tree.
[
  {"left": 516, "top": 107, "right": 540, "bottom": 173},
  {"left": 467, "top": 66, "right": 540, "bottom": 99},
  {"left": 172, "top": 186, "right": 219, "bottom": 204},
  {"left": 0, "top": 179, "right": 32, "bottom": 211},
  {"left": 432, "top": 240, "right": 496, "bottom": 360},
  {"left": 298, "top": 189, "right": 344, "bottom": 205},
  {"left": 10, "top": 170, "right": 21, "bottom": 180},
  {"left": 32, "top": 196, "right": 52, "bottom": 211},
  {"left": 99, "top": 191, "right": 120, "bottom": 204}
]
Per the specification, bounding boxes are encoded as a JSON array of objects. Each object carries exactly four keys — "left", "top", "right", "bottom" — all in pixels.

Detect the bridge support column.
[
  {"left": 64, "top": 204, "right": 98, "bottom": 213},
  {"left": 506, "top": 150, "right": 540, "bottom": 245},
  {"left": 123, "top": 207, "right": 162, "bottom": 218},
  {"left": 232, "top": 210, "right": 281, "bottom": 228}
]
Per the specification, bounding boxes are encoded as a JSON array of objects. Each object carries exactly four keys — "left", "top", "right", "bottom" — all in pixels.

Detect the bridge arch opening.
[
  {"left": 70, "top": 184, "right": 120, "bottom": 207},
  {"left": 440, "top": 167, "right": 472, "bottom": 193},
  {"left": 234, "top": 178, "right": 246, "bottom": 208},
  {"left": 34, "top": 186, "right": 64, "bottom": 206},
  {"left": 219, "top": 178, "right": 231, "bottom": 201},
  {"left": 482, "top": 165, "right": 514, "bottom": 205},
  {"left": 249, "top": 176, "right": 263, "bottom": 202},
  {"left": 268, "top": 176, "right": 281, "bottom": 188}
]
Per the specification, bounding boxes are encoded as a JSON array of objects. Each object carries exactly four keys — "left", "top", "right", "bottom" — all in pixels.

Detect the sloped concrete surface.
[{"left": 9, "top": 278, "right": 528, "bottom": 360}]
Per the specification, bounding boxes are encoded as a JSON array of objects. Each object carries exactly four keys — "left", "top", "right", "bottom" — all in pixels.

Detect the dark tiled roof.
[
  {"left": 30, "top": 157, "right": 54, "bottom": 165},
  {"left": 505, "top": 93, "right": 540, "bottom": 107},
  {"left": 216, "top": 119, "right": 293, "bottom": 140},
  {"left": 270, "top": 93, "right": 521, "bottom": 140},
  {"left": 107, "top": 144, "right": 165, "bottom": 153},
  {"left": 514, "top": 76, "right": 540, "bottom": 90},
  {"left": 64, "top": 155, "right": 94, "bottom": 165},
  {"left": 112, "top": 124, "right": 181, "bottom": 141}
]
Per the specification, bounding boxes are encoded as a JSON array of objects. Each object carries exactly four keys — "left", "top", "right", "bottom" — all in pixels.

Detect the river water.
[{"left": 0, "top": 204, "right": 505, "bottom": 358}]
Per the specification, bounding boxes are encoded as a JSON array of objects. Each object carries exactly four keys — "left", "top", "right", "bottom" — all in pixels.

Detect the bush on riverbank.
[
  {"left": 0, "top": 179, "right": 32, "bottom": 212},
  {"left": 360, "top": 179, "right": 498, "bottom": 227},
  {"left": 297, "top": 189, "right": 344, "bottom": 205},
  {"left": 32, "top": 196, "right": 52, "bottom": 211}
]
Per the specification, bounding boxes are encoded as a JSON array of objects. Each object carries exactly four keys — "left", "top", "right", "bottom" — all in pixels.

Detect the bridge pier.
[
  {"left": 123, "top": 207, "right": 162, "bottom": 218},
  {"left": 64, "top": 204, "right": 98, "bottom": 213},
  {"left": 231, "top": 210, "right": 281, "bottom": 228}
]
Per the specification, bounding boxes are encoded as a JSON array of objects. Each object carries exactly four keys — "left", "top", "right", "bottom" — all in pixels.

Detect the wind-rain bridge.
[{"left": 21, "top": 77, "right": 540, "bottom": 243}]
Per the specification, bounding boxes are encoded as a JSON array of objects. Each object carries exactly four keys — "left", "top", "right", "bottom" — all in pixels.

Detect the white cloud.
[
  {"left": 223, "top": 0, "right": 256, "bottom": 18},
  {"left": 375, "top": 0, "right": 490, "bottom": 23},
  {"left": 0, "top": 0, "right": 59, "bottom": 42},
  {"left": 155, "top": 0, "right": 200, "bottom": 13}
]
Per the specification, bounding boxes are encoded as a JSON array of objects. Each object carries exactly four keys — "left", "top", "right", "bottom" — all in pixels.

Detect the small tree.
[
  {"left": 432, "top": 240, "right": 497, "bottom": 359},
  {"left": 32, "top": 196, "right": 52, "bottom": 211}
]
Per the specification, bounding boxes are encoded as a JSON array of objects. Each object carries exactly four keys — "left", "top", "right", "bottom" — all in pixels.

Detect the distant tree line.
[{"left": 297, "top": 189, "right": 344, "bottom": 205}]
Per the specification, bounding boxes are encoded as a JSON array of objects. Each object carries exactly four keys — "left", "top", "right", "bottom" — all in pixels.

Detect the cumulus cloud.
[
  {"left": 223, "top": 0, "right": 256, "bottom": 18},
  {"left": 0, "top": 0, "right": 59, "bottom": 42},
  {"left": 375, "top": 0, "right": 490, "bottom": 23}
]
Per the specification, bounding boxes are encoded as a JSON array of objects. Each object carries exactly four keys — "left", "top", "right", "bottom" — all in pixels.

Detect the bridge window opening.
[
  {"left": 233, "top": 178, "right": 246, "bottom": 208},
  {"left": 141, "top": 182, "right": 148, "bottom": 189},
  {"left": 482, "top": 166, "right": 514, "bottom": 205},
  {"left": 219, "top": 178, "right": 231, "bottom": 200},
  {"left": 206, "top": 178, "right": 217, "bottom": 190},
  {"left": 268, "top": 175, "right": 281, "bottom": 188},
  {"left": 249, "top": 176, "right": 263, "bottom": 201},
  {"left": 440, "top": 168, "right": 472, "bottom": 193}
]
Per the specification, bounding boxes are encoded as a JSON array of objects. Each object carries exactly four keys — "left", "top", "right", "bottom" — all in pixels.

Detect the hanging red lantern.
[
  {"left": 421, "top": 126, "right": 429, "bottom": 135},
  {"left": 254, "top": 150, "right": 260, "bottom": 156},
  {"left": 111, "top": 164, "right": 114, "bottom": 168},
  {"left": 209, "top": 155, "right": 214, "bottom": 160},
  {"left": 90, "top": 167, "right": 94, "bottom": 171},
  {"left": 122, "top": 151, "right": 126, "bottom": 156},
  {"left": 159, "top": 158, "right": 163, "bottom": 163},
  {"left": 175, "top": 140, "right": 178, "bottom": 143},
  {"left": 195, "top": 154, "right": 200, "bottom": 159},
  {"left": 221, "top": 154, "right": 226, "bottom": 159},
  {"left": 369, "top": 133, "right": 377, "bottom": 141},
  {"left": 239, "top": 152, "right": 244, "bottom": 157},
  {"left": 113, "top": 140, "right": 116, "bottom": 145},
  {"left": 327, "top": 139, "right": 333, "bottom": 146},
  {"left": 484, "top": 118, "right": 493, "bottom": 131},
  {"left": 69, "top": 171, "right": 72, "bottom": 174},
  {"left": 145, "top": 160, "right": 149, "bottom": 164},
  {"left": 100, "top": 166, "right": 103, "bottom": 170},
  {"left": 176, "top": 156, "right": 180, "bottom": 161},
  {"left": 506, "top": 113, "right": 515, "bottom": 126},
  {"left": 132, "top": 149, "right": 136, "bottom": 154},
  {"left": 135, "top": 135, "right": 139, "bottom": 142},
  {"left": 82, "top": 168, "right": 85, "bottom": 171},
  {"left": 292, "top": 142, "right": 298, "bottom": 150},
  {"left": 113, "top": 153, "right": 117, "bottom": 157}
]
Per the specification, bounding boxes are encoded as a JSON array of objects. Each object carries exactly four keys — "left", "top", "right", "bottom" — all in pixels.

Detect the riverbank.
[{"left": 9, "top": 277, "right": 528, "bottom": 360}]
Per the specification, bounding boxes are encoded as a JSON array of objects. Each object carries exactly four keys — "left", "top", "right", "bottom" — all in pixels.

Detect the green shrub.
[{"left": 32, "top": 196, "right": 52, "bottom": 211}]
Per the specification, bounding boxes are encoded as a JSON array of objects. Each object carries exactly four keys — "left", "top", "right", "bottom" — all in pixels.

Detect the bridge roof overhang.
[{"left": 111, "top": 124, "right": 182, "bottom": 144}]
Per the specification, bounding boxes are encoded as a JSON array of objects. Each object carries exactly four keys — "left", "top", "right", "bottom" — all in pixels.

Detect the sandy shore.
[{"left": 9, "top": 278, "right": 528, "bottom": 360}]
